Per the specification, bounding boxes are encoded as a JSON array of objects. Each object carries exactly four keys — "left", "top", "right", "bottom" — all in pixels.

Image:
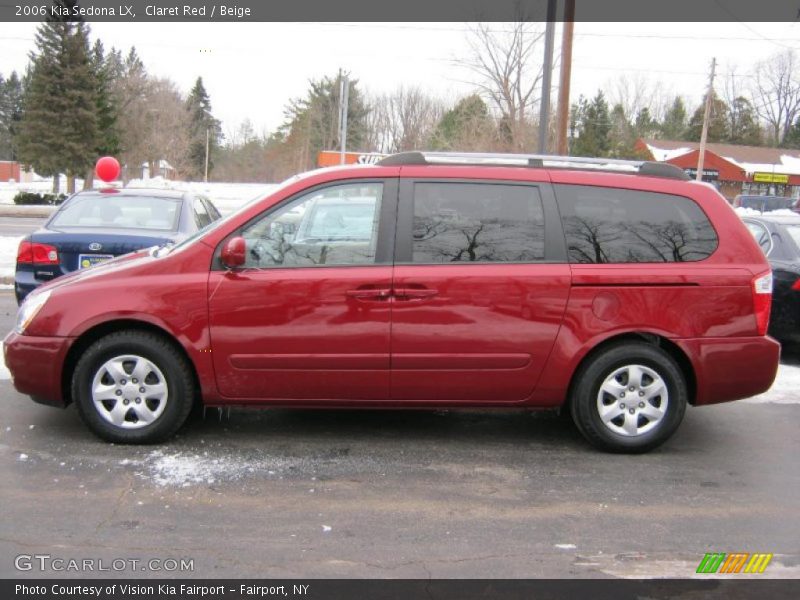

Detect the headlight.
[{"left": 15, "top": 290, "right": 51, "bottom": 334}]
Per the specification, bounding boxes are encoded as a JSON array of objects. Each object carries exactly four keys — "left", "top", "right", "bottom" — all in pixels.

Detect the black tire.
[
  {"left": 72, "top": 331, "right": 195, "bottom": 444},
  {"left": 569, "top": 342, "right": 687, "bottom": 453}
]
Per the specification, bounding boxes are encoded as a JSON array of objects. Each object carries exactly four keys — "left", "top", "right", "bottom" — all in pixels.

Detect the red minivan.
[{"left": 3, "top": 152, "right": 780, "bottom": 452}]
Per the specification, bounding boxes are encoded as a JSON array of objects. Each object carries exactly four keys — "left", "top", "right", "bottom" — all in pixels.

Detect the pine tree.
[
  {"left": 16, "top": 5, "right": 100, "bottom": 192},
  {"left": 0, "top": 72, "right": 25, "bottom": 161},
  {"left": 571, "top": 91, "right": 611, "bottom": 157},
  {"left": 430, "top": 94, "right": 494, "bottom": 151},
  {"left": 686, "top": 92, "right": 730, "bottom": 143},
  {"left": 280, "top": 73, "right": 370, "bottom": 172},
  {"left": 727, "top": 96, "right": 762, "bottom": 146},
  {"left": 185, "top": 77, "right": 222, "bottom": 180},
  {"left": 660, "top": 97, "right": 688, "bottom": 140},
  {"left": 607, "top": 103, "right": 635, "bottom": 159},
  {"left": 91, "top": 40, "right": 120, "bottom": 157},
  {"left": 783, "top": 116, "right": 800, "bottom": 149}
]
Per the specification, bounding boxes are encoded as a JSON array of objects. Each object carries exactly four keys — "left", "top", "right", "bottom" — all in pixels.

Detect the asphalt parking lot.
[{"left": 0, "top": 288, "right": 798, "bottom": 580}]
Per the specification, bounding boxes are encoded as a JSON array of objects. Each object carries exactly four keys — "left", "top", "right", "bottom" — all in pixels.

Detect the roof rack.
[{"left": 377, "top": 151, "right": 691, "bottom": 181}]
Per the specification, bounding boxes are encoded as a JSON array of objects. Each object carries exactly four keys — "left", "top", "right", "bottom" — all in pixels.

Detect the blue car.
[{"left": 14, "top": 188, "right": 222, "bottom": 304}]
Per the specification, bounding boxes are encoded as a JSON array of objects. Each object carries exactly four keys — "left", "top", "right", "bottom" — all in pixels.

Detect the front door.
[
  {"left": 208, "top": 180, "right": 397, "bottom": 400},
  {"left": 390, "top": 179, "right": 570, "bottom": 402}
]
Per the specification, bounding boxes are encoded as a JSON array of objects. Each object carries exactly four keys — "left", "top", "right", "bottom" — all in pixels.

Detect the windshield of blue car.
[{"left": 50, "top": 194, "right": 181, "bottom": 231}]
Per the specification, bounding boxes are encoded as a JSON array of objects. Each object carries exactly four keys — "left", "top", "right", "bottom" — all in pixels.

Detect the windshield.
[
  {"left": 51, "top": 194, "right": 182, "bottom": 230},
  {"left": 739, "top": 196, "right": 795, "bottom": 212}
]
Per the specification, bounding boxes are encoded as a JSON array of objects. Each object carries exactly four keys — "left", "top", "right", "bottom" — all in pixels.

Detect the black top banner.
[
  {"left": 1, "top": 0, "right": 799, "bottom": 22},
  {"left": 4, "top": 579, "right": 800, "bottom": 600}
]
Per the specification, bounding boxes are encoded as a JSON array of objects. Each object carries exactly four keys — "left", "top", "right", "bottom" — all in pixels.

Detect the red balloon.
[{"left": 95, "top": 156, "right": 120, "bottom": 183}]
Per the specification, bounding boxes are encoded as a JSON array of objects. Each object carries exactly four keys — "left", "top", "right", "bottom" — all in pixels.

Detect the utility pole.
[
  {"left": 339, "top": 72, "right": 349, "bottom": 164},
  {"left": 537, "top": 0, "right": 557, "bottom": 154},
  {"left": 696, "top": 57, "right": 717, "bottom": 182},
  {"left": 556, "top": 0, "right": 575, "bottom": 155},
  {"left": 204, "top": 127, "right": 210, "bottom": 182}
]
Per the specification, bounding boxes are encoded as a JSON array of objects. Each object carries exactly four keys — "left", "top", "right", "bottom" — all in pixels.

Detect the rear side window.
[
  {"left": 193, "top": 198, "right": 212, "bottom": 229},
  {"left": 412, "top": 182, "right": 545, "bottom": 263},
  {"left": 556, "top": 185, "right": 718, "bottom": 263}
]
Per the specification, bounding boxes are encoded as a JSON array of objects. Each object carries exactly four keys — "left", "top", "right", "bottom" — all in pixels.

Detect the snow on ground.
[
  {"left": 0, "top": 236, "right": 22, "bottom": 278},
  {"left": 1, "top": 177, "right": 276, "bottom": 216},
  {"left": 734, "top": 206, "right": 798, "bottom": 217}
]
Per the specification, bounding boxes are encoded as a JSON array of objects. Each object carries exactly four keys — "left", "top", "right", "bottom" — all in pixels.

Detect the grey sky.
[{"left": 1, "top": 21, "right": 798, "bottom": 140}]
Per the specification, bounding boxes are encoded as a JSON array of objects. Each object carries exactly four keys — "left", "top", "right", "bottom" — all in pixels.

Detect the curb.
[{"left": 0, "top": 205, "right": 57, "bottom": 218}]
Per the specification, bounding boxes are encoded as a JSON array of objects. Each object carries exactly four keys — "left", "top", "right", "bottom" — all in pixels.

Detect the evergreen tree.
[
  {"left": 281, "top": 73, "right": 370, "bottom": 172},
  {"left": 607, "top": 103, "right": 635, "bottom": 159},
  {"left": 0, "top": 72, "right": 25, "bottom": 161},
  {"left": 571, "top": 91, "right": 611, "bottom": 157},
  {"left": 686, "top": 92, "right": 730, "bottom": 143},
  {"left": 660, "top": 97, "right": 688, "bottom": 140},
  {"left": 634, "top": 107, "right": 659, "bottom": 138},
  {"left": 90, "top": 40, "right": 120, "bottom": 159},
  {"left": 185, "top": 77, "right": 222, "bottom": 180},
  {"left": 430, "top": 94, "right": 494, "bottom": 150},
  {"left": 783, "top": 116, "right": 800, "bottom": 149},
  {"left": 727, "top": 96, "right": 762, "bottom": 146},
  {"left": 16, "top": 5, "right": 100, "bottom": 192}
]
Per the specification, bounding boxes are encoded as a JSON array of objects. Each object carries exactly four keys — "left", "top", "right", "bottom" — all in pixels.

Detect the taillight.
[
  {"left": 752, "top": 272, "right": 772, "bottom": 336},
  {"left": 792, "top": 278, "right": 800, "bottom": 291},
  {"left": 16, "top": 241, "right": 59, "bottom": 265}
]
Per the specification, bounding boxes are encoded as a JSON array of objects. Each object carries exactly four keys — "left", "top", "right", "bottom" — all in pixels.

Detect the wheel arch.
[
  {"left": 564, "top": 331, "right": 697, "bottom": 409},
  {"left": 61, "top": 319, "right": 202, "bottom": 408}
]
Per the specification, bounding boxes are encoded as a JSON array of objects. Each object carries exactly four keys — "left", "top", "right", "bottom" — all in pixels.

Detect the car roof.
[{"left": 72, "top": 188, "right": 188, "bottom": 200}]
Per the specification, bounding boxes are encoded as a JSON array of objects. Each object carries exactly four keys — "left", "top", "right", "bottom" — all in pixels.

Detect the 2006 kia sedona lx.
[{"left": 4, "top": 152, "right": 780, "bottom": 452}]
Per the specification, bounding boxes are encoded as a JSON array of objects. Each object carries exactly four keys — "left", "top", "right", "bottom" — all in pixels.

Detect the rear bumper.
[
  {"left": 3, "top": 331, "right": 72, "bottom": 407},
  {"left": 677, "top": 336, "right": 781, "bottom": 406}
]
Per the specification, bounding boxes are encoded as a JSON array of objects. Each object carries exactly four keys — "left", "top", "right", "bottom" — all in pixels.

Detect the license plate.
[{"left": 78, "top": 253, "right": 113, "bottom": 269}]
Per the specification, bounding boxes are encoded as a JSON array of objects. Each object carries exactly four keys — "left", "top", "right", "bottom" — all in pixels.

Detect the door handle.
[
  {"left": 346, "top": 288, "right": 392, "bottom": 301},
  {"left": 394, "top": 287, "right": 438, "bottom": 301}
]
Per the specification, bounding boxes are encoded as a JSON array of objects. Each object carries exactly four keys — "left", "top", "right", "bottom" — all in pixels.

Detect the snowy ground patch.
[
  {"left": 0, "top": 236, "right": 22, "bottom": 278},
  {"left": 136, "top": 449, "right": 310, "bottom": 487}
]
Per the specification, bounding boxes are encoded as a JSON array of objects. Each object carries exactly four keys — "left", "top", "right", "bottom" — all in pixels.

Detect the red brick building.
[
  {"left": 635, "top": 139, "right": 800, "bottom": 201},
  {"left": 0, "top": 161, "right": 21, "bottom": 182}
]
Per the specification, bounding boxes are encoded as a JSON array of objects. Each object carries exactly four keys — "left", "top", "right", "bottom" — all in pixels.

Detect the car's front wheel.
[
  {"left": 72, "top": 331, "right": 195, "bottom": 443},
  {"left": 569, "top": 342, "right": 687, "bottom": 453}
]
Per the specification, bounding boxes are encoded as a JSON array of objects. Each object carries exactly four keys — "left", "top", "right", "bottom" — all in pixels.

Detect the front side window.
[
  {"left": 240, "top": 182, "right": 383, "bottom": 268},
  {"left": 411, "top": 182, "right": 545, "bottom": 264},
  {"left": 556, "top": 185, "right": 718, "bottom": 263}
]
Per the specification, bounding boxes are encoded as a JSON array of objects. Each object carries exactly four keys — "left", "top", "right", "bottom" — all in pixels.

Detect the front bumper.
[
  {"left": 677, "top": 335, "right": 781, "bottom": 406},
  {"left": 3, "top": 331, "right": 73, "bottom": 407}
]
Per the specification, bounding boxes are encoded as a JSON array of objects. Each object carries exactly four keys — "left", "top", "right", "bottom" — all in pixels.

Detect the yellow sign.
[{"left": 753, "top": 172, "right": 789, "bottom": 184}]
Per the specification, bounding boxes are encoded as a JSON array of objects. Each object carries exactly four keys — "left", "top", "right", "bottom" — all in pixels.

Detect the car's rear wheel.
[
  {"left": 569, "top": 342, "right": 687, "bottom": 453},
  {"left": 72, "top": 331, "right": 195, "bottom": 443}
]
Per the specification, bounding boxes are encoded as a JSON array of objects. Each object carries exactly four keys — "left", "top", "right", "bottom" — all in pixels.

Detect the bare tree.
[
  {"left": 145, "top": 78, "right": 192, "bottom": 179},
  {"left": 750, "top": 49, "right": 800, "bottom": 145},
  {"left": 366, "top": 87, "right": 443, "bottom": 153},
  {"left": 460, "top": 19, "right": 545, "bottom": 150},
  {"left": 607, "top": 73, "right": 667, "bottom": 123}
]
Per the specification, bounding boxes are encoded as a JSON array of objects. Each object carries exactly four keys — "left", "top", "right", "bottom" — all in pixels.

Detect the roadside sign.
[{"left": 753, "top": 172, "right": 789, "bottom": 184}]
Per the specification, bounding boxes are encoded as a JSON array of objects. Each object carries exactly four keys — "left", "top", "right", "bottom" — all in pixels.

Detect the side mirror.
[{"left": 221, "top": 236, "right": 246, "bottom": 269}]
